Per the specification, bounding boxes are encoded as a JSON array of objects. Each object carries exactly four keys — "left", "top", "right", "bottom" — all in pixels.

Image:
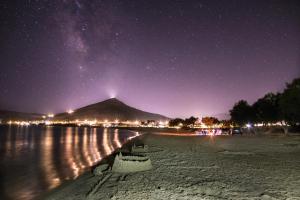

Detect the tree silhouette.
[
  {"left": 252, "top": 93, "right": 280, "bottom": 125},
  {"left": 201, "top": 117, "right": 219, "bottom": 128},
  {"left": 279, "top": 78, "right": 300, "bottom": 127},
  {"left": 229, "top": 77, "right": 300, "bottom": 134},
  {"left": 184, "top": 116, "right": 198, "bottom": 127},
  {"left": 230, "top": 100, "right": 254, "bottom": 126},
  {"left": 168, "top": 118, "right": 184, "bottom": 127},
  {"left": 220, "top": 120, "right": 233, "bottom": 128}
]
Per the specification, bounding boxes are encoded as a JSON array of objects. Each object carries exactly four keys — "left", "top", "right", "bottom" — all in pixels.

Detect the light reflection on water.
[{"left": 0, "top": 126, "right": 138, "bottom": 200}]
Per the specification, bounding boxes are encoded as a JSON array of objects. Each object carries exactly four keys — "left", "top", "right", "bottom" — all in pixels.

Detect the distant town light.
[
  {"left": 67, "top": 109, "right": 74, "bottom": 114},
  {"left": 108, "top": 89, "right": 117, "bottom": 99},
  {"left": 48, "top": 114, "right": 54, "bottom": 118}
]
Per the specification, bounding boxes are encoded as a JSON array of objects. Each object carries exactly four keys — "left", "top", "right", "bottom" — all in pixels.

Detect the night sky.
[{"left": 0, "top": 0, "right": 299, "bottom": 118}]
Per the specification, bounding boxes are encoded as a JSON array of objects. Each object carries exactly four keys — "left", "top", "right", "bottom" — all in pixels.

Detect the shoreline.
[
  {"left": 42, "top": 129, "right": 146, "bottom": 200},
  {"left": 44, "top": 132, "right": 300, "bottom": 200}
]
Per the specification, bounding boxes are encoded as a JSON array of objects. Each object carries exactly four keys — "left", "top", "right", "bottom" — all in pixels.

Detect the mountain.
[
  {"left": 54, "top": 98, "right": 169, "bottom": 121},
  {"left": 0, "top": 110, "right": 44, "bottom": 122}
]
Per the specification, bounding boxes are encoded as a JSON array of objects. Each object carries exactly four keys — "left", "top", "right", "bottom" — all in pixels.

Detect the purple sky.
[{"left": 0, "top": 0, "right": 299, "bottom": 118}]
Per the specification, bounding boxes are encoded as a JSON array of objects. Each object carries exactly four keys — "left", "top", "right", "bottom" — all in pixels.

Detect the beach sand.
[{"left": 45, "top": 133, "right": 300, "bottom": 200}]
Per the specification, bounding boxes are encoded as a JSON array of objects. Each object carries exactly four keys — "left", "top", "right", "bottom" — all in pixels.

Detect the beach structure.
[
  {"left": 131, "top": 143, "right": 149, "bottom": 153},
  {"left": 112, "top": 153, "right": 152, "bottom": 173},
  {"left": 93, "top": 164, "right": 109, "bottom": 176}
]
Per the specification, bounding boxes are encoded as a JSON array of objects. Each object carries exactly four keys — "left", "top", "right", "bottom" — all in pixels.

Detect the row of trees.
[
  {"left": 168, "top": 77, "right": 299, "bottom": 133},
  {"left": 168, "top": 116, "right": 224, "bottom": 128},
  {"left": 168, "top": 116, "right": 198, "bottom": 127},
  {"left": 230, "top": 77, "right": 300, "bottom": 132}
]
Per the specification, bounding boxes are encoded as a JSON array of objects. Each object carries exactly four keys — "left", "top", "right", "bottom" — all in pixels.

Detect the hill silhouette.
[
  {"left": 54, "top": 98, "right": 169, "bottom": 121},
  {"left": 0, "top": 110, "right": 43, "bottom": 121}
]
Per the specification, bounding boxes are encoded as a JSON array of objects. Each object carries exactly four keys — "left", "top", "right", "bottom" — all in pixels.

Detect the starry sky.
[{"left": 0, "top": 0, "right": 299, "bottom": 118}]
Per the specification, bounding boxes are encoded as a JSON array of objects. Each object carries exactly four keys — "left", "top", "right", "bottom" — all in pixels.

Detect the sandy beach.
[{"left": 45, "top": 133, "right": 300, "bottom": 200}]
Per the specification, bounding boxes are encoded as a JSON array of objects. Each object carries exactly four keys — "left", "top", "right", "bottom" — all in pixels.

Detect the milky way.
[{"left": 0, "top": 0, "right": 299, "bottom": 118}]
